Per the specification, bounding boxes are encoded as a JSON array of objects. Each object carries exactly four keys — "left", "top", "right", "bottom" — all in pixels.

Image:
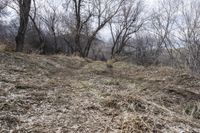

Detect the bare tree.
[
  {"left": 29, "top": 0, "right": 45, "bottom": 53},
  {"left": 147, "top": 0, "right": 181, "bottom": 65},
  {"left": 109, "top": 0, "right": 144, "bottom": 57},
  {"left": 0, "top": 0, "right": 8, "bottom": 40},
  {"left": 65, "top": 0, "right": 124, "bottom": 57},
  {"left": 0, "top": 0, "right": 8, "bottom": 17},
  {"left": 176, "top": 0, "right": 200, "bottom": 74},
  {"left": 15, "top": 0, "right": 32, "bottom": 52},
  {"left": 41, "top": 1, "right": 61, "bottom": 53},
  {"left": 83, "top": 0, "right": 125, "bottom": 57},
  {"left": 69, "top": 0, "right": 93, "bottom": 56}
]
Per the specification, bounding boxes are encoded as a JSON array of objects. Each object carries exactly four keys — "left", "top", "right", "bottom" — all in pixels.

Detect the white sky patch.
[
  {"left": 98, "top": 26, "right": 112, "bottom": 42},
  {"left": 100, "top": 0, "right": 159, "bottom": 42},
  {"left": 146, "top": 0, "right": 159, "bottom": 8},
  {"left": 4, "top": 0, "right": 161, "bottom": 42}
]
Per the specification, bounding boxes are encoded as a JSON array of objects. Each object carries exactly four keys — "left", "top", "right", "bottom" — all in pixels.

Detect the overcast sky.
[
  {"left": 146, "top": 0, "right": 157, "bottom": 7},
  {"left": 5, "top": 0, "right": 160, "bottom": 42},
  {"left": 46, "top": 0, "right": 161, "bottom": 41},
  {"left": 100, "top": 0, "right": 159, "bottom": 41}
]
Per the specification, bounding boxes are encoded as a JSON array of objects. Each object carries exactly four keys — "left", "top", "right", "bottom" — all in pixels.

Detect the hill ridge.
[{"left": 0, "top": 52, "right": 200, "bottom": 132}]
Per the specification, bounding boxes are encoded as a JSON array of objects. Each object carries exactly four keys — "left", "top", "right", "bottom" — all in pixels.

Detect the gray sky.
[
  {"left": 5, "top": 0, "right": 159, "bottom": 42},
  {"left": 101, "top": 0, "right": 158, "bottom": 41}
]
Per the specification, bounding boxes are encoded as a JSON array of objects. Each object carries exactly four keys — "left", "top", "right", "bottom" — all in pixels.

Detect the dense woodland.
[{"left": 1, "top": 0, "right": 200, "bottom": 75}]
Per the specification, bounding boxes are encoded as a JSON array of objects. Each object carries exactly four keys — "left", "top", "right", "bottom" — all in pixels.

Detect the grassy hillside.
[{"left": 0, "top": 52, "right": 200, "bottom": 132}]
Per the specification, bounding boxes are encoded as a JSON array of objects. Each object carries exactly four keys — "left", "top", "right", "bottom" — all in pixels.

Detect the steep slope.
[{"left": 0, "top": 52, "right": 200, "bottom": 133}]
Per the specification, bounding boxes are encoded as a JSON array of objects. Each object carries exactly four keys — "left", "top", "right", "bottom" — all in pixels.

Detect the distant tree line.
[{"left": 1, "top": 0, "right": 200, "bottom": 75}]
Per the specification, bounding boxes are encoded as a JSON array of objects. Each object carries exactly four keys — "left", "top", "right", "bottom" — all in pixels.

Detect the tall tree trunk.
[
  {"left": 15, "top": 0, "right": 31, "bottom": 52},
  {"left": 30, "top": 0, "right": 46, "bottom": 54}
]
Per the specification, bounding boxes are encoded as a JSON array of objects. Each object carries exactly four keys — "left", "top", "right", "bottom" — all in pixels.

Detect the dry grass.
[
  {"left": 0, "top": 52, "right": 200, "bottom": 132},
  {"left": 0, "top": 43, "right": 15, "bottom": 52}
]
